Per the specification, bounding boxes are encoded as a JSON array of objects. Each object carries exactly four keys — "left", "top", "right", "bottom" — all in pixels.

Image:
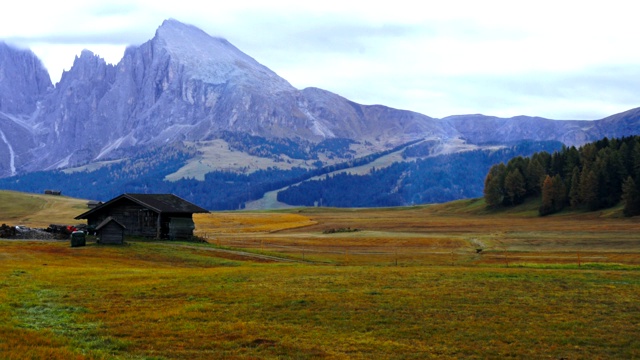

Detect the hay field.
[
  {"left": 0, "top": 190, "right": 88, "bottom": 228},
  {"left": 195, "top": 199, "right": 640, "bottom": 266}
]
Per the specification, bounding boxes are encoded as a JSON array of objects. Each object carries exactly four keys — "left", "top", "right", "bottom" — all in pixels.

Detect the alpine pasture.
[{"left": 1, "top": 190, "right": 639, "bottom": 359}]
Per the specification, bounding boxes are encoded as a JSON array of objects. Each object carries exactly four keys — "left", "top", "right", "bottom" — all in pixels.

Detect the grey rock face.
[
  {"left": 0, "top": 112, "right": 37, "bottom": 177},
  {"left": 0, "top": 42, "right": 51, "bottom": 115},
  {"left": 443, "top": 114, "right": 596, "bottom": 147},
  {"left": 28, "top": 50, "right": 117, "bottom": 170},
  {"left": 0, "top": 42, "right": 52, "bottom": 177}
]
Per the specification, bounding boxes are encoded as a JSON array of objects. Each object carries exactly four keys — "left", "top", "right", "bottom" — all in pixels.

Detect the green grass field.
[{"left": 1, "top": 190, "right": 640, "bottom": 358}]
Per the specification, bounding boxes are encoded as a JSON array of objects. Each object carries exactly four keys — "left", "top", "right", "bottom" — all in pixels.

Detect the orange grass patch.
[{"left": 193, "top": 212, "right": 316, "bottom": 235}]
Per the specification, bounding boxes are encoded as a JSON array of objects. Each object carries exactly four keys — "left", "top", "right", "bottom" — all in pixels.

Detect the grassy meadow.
[
  {"left": 0, "top": 190, "right": 88, "bottom": 228},
  {"left": 1, "top": 190, "right": 640, "bottom": 358}
]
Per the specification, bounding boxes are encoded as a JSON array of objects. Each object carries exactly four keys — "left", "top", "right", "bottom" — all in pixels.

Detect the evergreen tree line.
[
  {"left": 0, "top": 138, "right": 565, "bottom": 211},
  {"left": 220, "top": 132, "right": 358, "bottom": 161},
  {"left": 483, "top": 136, "right": 640, "bottom": 216}
]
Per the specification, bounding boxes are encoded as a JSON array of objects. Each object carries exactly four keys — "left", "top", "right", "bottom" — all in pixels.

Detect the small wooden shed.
[{"left": 96, "top": 217, "right": 126, "bottom": 244}]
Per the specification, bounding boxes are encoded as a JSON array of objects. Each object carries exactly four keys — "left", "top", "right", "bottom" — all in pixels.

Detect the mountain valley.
[{"left": 1, "top": 19, "right": 639, "bottom": 209}]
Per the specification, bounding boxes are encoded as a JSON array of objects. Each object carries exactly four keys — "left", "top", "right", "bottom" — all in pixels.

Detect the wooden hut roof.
[
  {"left": 75, "top": 193, "right": 209, "bottom": 220},
  {"left": 96, "top": 216, "right": 126, "bottom": 230}
]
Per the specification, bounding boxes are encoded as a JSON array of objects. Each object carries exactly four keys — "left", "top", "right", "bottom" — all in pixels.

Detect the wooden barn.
[
  {"left": 95, "top": 217, "right": 126, "bottom": 244},
  {"left": 75, "top": 194, "right": 209, "bottom": 240}
]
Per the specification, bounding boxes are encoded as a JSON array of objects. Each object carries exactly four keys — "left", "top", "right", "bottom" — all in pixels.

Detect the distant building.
[
  {"left": 87, "top": 200, "right": 103, "bottom": 208},
  {"left": 75, "top": 194, "right": 209, "bottom": 240}
]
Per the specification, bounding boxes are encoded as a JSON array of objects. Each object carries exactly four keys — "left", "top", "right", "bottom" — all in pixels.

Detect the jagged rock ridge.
[{"left": 0, "top": 19, "right": 639, "bottom": 179}]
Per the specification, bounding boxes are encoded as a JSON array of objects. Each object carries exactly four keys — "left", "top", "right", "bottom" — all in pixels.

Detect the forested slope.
[{"left": 483, "top": 136, "right": 640, "bottom": 216}]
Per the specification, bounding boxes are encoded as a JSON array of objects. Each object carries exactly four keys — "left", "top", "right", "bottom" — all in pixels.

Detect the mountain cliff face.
[
  {"left": 0, "top": 42, "right": 51, "bottom": 115},
  {"left": 0, "top": 19, "right": 639, "bottom": 181},
  {"left": 0, "top": 42, "right": 52, "bottom": 177},
  {"left": 32, "top": 50, "right": 117, "bottom": 168}
]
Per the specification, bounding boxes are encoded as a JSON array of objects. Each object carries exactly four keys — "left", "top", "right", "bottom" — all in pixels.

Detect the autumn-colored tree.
[{"left": 539, "top": 175, "right": 566, "bottom": 216}]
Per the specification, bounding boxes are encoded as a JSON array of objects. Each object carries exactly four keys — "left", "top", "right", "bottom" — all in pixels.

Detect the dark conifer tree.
[
  {"left": 539, "top": 175, "right": 555, "bottom": 216},
  {"left": 580, "top": 167, "right": 600, "bottom": 210},
  {"left": 504, "top": 169, "right": 527, "bottom": 205},
  {"left": 569, "top": 166, "right": 581, "bottom": 208},
  {"left": 622, "top": 176, "right": 640, "bottom": 217},
  {"left": 551, "top": 174, "right": 567, "bottom": 212},
  {"left": 525, "top": 158, "right": 545, "bottom": 195}
]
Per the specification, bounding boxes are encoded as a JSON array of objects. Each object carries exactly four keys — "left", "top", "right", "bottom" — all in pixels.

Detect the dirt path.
[
  {"left": 150, "top": 242, "right": 308, "bottom": 263},
  {"left": 0, "top": 238, "right": 307, "bottom": 263}
]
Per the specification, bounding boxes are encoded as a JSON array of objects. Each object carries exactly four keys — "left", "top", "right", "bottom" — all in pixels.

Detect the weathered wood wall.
[
  {"left": 168, "top": 216, "right": 196, "bottom": 239},
  {"left": 99, "top": 222, "right": 124, "bottom": 244},
  {"left": 88, "top": 199, "right": 159, "bottom": 238}
]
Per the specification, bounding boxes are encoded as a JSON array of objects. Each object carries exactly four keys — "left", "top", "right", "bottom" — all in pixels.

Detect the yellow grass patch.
[
  {"left": 0, "top": 190, "right": 87, "bottom": 228},
  {"left": 164, "top": 140, "right": 312, "bottom": 181},
  {"left": 194, "top": 212, "right": 316, "bottom": 235}
]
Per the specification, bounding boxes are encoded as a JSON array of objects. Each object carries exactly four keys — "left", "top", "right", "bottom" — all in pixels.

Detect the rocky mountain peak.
[
  {"left": 0, "top": 42, "right": 52, "bottom": 115},
  {"left": 152, "top": 19, "right": 293, "bottom": 91},
  {"left": 59, "top": 49, "right": 115, "bottom": 84}
]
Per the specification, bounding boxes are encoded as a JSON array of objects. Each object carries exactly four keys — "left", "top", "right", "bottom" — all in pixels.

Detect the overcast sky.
[{"left": 1, "top": 0, "right": 638, "bottom": 120}]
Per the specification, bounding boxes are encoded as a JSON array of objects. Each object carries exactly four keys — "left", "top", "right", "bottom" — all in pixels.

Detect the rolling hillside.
[{"left": 0, "top": 190, "right": 88, "bottom": 228}]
